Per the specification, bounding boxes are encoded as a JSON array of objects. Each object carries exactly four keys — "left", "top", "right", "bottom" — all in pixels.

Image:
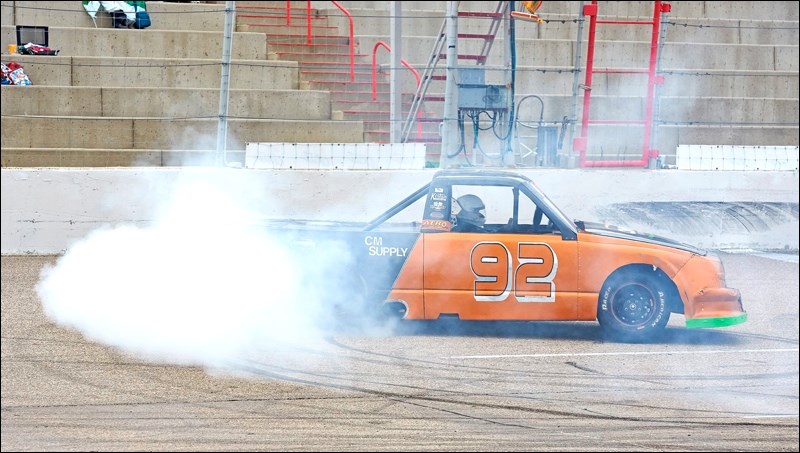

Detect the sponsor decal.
[
  {"left": 421, "top": 219, "right": 451, "bottom": 232},
  {"left": 364, "top": 236, "right": 409, "bottom": 257}
]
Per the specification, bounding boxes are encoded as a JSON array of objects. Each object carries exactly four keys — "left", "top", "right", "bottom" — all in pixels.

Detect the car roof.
[{"left": 432, "top": 169, "right": 532, "bottom": 185}]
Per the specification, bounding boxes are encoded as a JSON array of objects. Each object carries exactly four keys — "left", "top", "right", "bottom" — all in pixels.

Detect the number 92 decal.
[{"left": 470, "top": 242, "right": 558, "bottom": 303}]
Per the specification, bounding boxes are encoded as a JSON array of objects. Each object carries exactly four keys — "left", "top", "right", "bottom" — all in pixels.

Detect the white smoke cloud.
[{"left": 36, "top": 171, "right": 342, "bottom": 370}]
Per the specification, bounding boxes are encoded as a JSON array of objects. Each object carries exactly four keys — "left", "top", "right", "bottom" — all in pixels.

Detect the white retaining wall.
[{"left": 2, "top": 168, "right": 798, "bottom": 254}]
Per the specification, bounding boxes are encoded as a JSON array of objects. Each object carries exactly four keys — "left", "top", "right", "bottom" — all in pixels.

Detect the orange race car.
[{"left": 276, "top": 169, "right": 746, "bottom": 341}]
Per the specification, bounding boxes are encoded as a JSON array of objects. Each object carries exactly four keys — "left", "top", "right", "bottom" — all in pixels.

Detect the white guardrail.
[
  {"left": 676, "top": 145, "right": 799, "bottom": 171},
  {"left": 245, "top": 143, "right": 428, "bottom": 170}
]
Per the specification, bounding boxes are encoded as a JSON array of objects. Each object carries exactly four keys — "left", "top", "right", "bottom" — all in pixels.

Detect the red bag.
[{"left": 18, "top": 42, "right": 59, "bottom": 56}]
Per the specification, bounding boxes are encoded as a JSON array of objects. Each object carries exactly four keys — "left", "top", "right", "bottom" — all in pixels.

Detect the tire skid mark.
[
  {"left": 324, "top": 335, "right": 596, "bottom": 378},
  {"left": 236, "top": 361, "right": 796, "bottom": 428}
]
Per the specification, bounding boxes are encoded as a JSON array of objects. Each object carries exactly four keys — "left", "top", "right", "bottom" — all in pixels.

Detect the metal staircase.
[
  {"left": 236, "top": 1, "right": 513, "bottom": 165},
  {"left": 237, "top": 1, "right": 440, "bottom": 160},
  {"left": 401, "top": 2, "right": 509, "bottom": 145}
]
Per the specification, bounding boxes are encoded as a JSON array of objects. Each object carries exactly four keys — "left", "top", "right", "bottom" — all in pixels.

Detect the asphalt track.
[{"left": 2, "top": 252, "right": 798, "bottom": 452}]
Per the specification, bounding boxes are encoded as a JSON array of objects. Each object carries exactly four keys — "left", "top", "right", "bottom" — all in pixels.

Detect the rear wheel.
[
  {"left": 598, "top": 270, "right": 670, "bottom": 341},
  {"left": 329, "top": 274, "right": 385, "bottom": 332}
]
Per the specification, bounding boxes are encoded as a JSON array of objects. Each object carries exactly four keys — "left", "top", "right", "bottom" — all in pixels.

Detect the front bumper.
[
  {"left": 686, "top": 312, "right": 748, "bottom": 328},
  {"left": 683, "top": 287, "right": 747, "bottom": 328}
]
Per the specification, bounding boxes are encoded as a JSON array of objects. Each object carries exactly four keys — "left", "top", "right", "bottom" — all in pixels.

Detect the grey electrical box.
[
  {"left": 459, "top": 68, "right": 486, "bottom": 85},
  {"left": 458, "top": 85, "right": 508, "bottom": 110},
  {"left": 457, "top": 67, "right": 508, "bottom": 111}
]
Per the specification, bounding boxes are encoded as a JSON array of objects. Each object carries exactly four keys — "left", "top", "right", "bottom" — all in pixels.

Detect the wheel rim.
[{"left": 611, "top": 282, "right": 655, "bottom": 327}]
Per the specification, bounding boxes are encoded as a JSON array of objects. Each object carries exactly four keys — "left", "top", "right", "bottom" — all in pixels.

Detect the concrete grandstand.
[{"left": 1, "top": 1, "right": 797, "bottom": 168}]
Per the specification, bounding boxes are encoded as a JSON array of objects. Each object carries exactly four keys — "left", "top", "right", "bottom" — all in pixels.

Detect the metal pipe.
[
  {"left": 439, "top": 1, "right": 459, "bottom": 168},
  {"left": 215, "top": 0, "right": 235, "bottom": 166}
]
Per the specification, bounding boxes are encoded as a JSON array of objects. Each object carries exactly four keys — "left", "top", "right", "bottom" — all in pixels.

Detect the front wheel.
[{"left": 597, "top": 270, "right": 670, "bottom": 341}]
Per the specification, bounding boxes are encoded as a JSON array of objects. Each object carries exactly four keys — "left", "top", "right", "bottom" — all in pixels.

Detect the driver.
[{"left": 452, "top": 194, "right": 486, "bottom": 232}]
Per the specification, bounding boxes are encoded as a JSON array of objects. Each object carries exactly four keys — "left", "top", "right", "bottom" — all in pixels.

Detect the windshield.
[{"left": 525, "top": 180, "right": 575, "bottom": 229}]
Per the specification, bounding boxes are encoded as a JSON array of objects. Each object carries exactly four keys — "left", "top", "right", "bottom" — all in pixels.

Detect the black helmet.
[{"left": 455, "top": 194, "right": 486, "bottom": 230}]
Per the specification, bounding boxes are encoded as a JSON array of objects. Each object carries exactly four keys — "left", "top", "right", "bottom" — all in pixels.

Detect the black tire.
[
  {"left": 329, "top": 274, "right": 381, "bottom": 331},
  {"left": 597, "top": 270, "right": 670, "bottom": 341}
]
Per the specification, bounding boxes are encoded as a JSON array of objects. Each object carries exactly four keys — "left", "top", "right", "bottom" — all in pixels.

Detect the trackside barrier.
[
  {"left": 2, "top": 168, "right": 797, "bottom": 255},
  {"left": 676, "top": 145, "right": 799, "bottom": 171},
  {"left": 245, "top": 143, "right": 427, "bottom": 169}
]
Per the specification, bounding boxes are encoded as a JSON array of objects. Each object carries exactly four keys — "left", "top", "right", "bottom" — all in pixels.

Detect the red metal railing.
[
  {"left": 372, "top": 41, "right": 422, "bottom": 139},
  {"left": 306, "top": 1, "right": 312, "bottom": 45},
  {"left": 330, "top": 1, "right": 355, "bottom": 81},
  {"left": 574, "top": 1, "right": 670, "bottom": 167},
  {"left": 283, "top": 1, "right": 354, "bottom": 80},
  {"left": 280, "top": 3, "right": 419, "bottom": 138}
]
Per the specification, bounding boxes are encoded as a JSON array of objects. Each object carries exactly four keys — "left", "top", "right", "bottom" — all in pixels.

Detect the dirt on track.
[{"left": 2, "top": 253, "right": 798, "bottom": 452}]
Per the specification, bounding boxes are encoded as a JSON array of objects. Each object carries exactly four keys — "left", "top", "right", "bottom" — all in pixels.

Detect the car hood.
[{"left": 576, "top": 220, "right": 707, "bottom": 256}]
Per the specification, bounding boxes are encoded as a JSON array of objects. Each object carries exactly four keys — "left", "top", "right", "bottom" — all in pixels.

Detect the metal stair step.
[
  {"left": 437, "top": 54, "right": 488, "bottom": 62},
  {"left": 269, "top": 42, "right": 354, "bottom": 52}
]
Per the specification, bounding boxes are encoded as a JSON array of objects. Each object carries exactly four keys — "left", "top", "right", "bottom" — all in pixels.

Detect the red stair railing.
[
  {"left": 283, "top": 1, "right": 354, "bottom": 80},
  {"left": 330, "top": 1, "right": 355, "bottom": 81},
  {"left": 372, "top": 41, "right": 422, "bottom": 139}
]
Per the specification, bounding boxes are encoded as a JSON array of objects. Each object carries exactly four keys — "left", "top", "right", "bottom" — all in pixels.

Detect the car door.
[{"left": 422, "top": 184, "right": 578, "bottom": 321}]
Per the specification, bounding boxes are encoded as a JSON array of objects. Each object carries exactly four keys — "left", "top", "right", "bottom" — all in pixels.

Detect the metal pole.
[
  {"left": 650, "top": 1, "right": 669, "bottom": 169},
  {"left": 644, "top": 1, "right": 664, "bottom": 169},
  {"left": 577, "top": 1, "right": 598, "bottom": 168},
  {"left": 216, "top": 0, "right": 235, "bottom": 166},
  {"left": 389, "top": 2, "right": 402, "bottom": 143},
  {"left": 568, "top": 1, "right": 585, "bottom": 168},
  {"left": 502, "top": 1, "right": 515, "bottom": 167},
  {"left": 439, "top": 1, "right": 459, "bottom": 168}
]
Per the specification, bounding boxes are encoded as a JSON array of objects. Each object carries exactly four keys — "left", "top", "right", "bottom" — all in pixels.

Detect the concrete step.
[
  {"left": 0, "top": 117, "right": 364, "bottom": 151},
  {"left": 577, "top": 124, "right": 800, "bottom": 167},
  {"left": 0, "top": 148, "right": 246, "bottom": 167},
  {"left": 355, "top": 35, "right": 800, "bottom": 73},
  {"left": 398, "top": 66, "right": 799, "bottom": 98},
  {"left": 0, "top": 55, "right": 298, "bottom": 90},
  {"left": 658, "top": 96, "right": 799, "bottom": 125},
  {"left": 533, "top": 15, "right": 800, "bottom": 46},
  {"left": 335, "top": 56, "right": 798, "bottom": 100},
  {"left": 1, "top": 25, "right": 267, "bottom": 60},
  {"left": 308, "top": 79, "right": 390, "bottom": 93},
  {"left": 236, "top": 12, "right": 330, "bottom": 27},
  {"left": 1, "top": 86, "right": 333, "bottom": 120},
  {"left": 2, "top": 1, "right": 227, "bottom": 31},
  {"left": 340, "top": 1, "right": 798, "bottom": 22},
  {"left": 236, "top": 1, "right": 326, "bottom": 17},
  {"left": 266, "top": 34, "right": 353, "bottom": 46},
  {"left": 267, "top": 41, "right": 354, "bottom": 53},
  {"left": 397, "top": 94, "right": 800, "bottom": 125},
  {"left": 272, "top": 51, "right": 369, "bottom": 64},
  {"left": 328, "top": 90, "right": 394, "bottom": 103},
  {"left": 337, "top": 6, "right": 797, "bottom": 45},
  {"left": 300, "top": 69, "right": 377, "bottom": 83},
  {"left": 237, "top": 23, "right": 343, "bottom": 37},
  {"left": 658, "top": 70, "right": 799, "bottom": 98},
  {"left": 426, "top": 124, "right": 799, "bottom": 168}
]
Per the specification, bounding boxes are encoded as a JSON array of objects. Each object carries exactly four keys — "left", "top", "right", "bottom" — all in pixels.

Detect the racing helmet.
[{"left": 455, "top": 194, "right": 486, "bottom": 230}]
